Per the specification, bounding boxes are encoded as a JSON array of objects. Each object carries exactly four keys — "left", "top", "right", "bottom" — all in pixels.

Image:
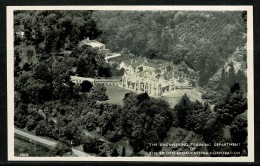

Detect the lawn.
[
  {"left": 161, "top": 89, "right": 203, "bottom": 108},
  {"left": 101, "top": 85, "right": 134, "bottom": 105},
  {"left": 103, "top": 86, "right": 204, "bottom": 108}
]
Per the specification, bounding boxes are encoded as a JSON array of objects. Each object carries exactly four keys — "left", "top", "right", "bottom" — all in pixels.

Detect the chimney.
[{"left": 131, "top": 59, "right": 133, "bottom": 64}]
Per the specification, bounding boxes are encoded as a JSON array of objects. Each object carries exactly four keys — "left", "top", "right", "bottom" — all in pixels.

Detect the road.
[
  {"left": 15, "top": 128, "right": 56, "bottom": 147},
  {"left": 84, "top": 130, "right": 110, "bottom": 144},
  {"left": 72, "top": 149, "right": 92, "bottom": 157},
  {"left": 14, "top": 128, "right": 91, "bottom": 157}
]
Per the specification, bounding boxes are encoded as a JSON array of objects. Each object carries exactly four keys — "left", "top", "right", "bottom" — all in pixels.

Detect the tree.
[
  {"left": 14, "top": 33, "right": 22, "bottom": 45},
  {"left": 63, "top": 121, "right": 81, "bottom": 143},
  {"left": 81, "top": 80, "right": 93, "bottom": 92},
  {"left": 161, "top": 127, "right": 208, "bottom": 157},
  {"left": 216, "top": 83, "right": 247, "bottom": 125},
  {"left": 122, "top": 92, "right": 173, "bottom": 153},
  {"left": 174, "top": 93, "right": 190, "bottom": 128},
  {"left": 236, "top": 69, "right": 247, "bottom": 92},
  {"left": 83, "top": 111, "right": 98, "bottom": 131},
  {"left": 111, "top": 145, "right": 119, "bottom": 157},
  {"left": 219, "top": 67, "right": 226, "bottom": 88},
  {"left": 35, "top": 120, "right": 49, "bottom": 136},
  {"left": 76, "top": 50, "right": 97, "bottom": 77},
  {"left": 97, "top": 65, "right": 112, "bottom": 77},
  {"left": 20, "top": 77, "right": 53, "bottom": 104},
  {"left": 26, "top": 112, "right": 44, "bottom": 131},
  {"left": 143, "top": 130, "right": 161, "bottom": 152},
  {"left": 83, "top": 137, "right": 99, "bottom": 153},
  {"left": 230, "top": 111, "right": 248, "bottom": 156},
  {"left": 14, "top": 111, "right": 28, "bottom": 129},
  {"left": 122, "top": 147, "right": 126, "bottom": 156},
  {"left": 89, "top": 84, "right": 108, "bottom": 101},
  {"left": 22, "top": 63, "right": 30, "bottom": 71},
  {"left": 33, "top": 62, "right": 53, "bottom": 83},
  {"left": 53, "top": 141, "right": 72, "bottom": 156},
  {"left": 51, "top": 58, "right": 68, "bottom": 82},
  {"left": 137, "top": 92, "right": 150, "bottom": 103},
  {"left": 97, "top": 111, "right": 112, "bottom": 135},
  {"left": 228, "top": 62, "right": 236, "bottom": 86}
]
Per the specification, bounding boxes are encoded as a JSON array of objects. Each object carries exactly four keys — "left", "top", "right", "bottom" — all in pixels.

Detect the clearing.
[
  {"left": 161, "top": 89, "right": 204, "bottom": 108},
  {"left": 101, "top": 85, "right": 134, "bottom": 105},
  {"left": 103, "top": 86, "right": 204, "bottom": 108}
]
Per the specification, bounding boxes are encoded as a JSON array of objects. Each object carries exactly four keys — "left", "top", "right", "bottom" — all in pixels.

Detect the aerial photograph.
[{"left": 13, "top": 9, "right": 248, "bottom": 158}]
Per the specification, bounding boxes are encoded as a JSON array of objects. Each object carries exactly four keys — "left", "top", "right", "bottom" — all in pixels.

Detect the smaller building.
[
  {"left": 78, "top": 38, "right": 105, "bottom": 50},
  {"left": 15, "top": 31, "right": 25, "bottom": 38}
]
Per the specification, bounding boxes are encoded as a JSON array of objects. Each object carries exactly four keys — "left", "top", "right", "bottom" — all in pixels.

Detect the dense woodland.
[
  {"left": 14, "top": 10, "right": 248, "bottom": 157},
  {"left": 93, "top": 11, "right": 247, "bottom": 87}
]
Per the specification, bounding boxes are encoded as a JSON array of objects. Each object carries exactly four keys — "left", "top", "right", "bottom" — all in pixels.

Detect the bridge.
[
  {"left": 70, "top": 76, "right": 121, "bottom": 86},
  {"left": 70, "top": 76, "right": 95, "bottom": 84}
]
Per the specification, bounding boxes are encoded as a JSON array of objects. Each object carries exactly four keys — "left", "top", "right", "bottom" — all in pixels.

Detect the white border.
[{"left": 7, "top": 6, "right": 254, "bottom": 162}]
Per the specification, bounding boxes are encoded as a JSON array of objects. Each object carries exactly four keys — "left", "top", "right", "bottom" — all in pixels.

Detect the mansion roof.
[
  {"left": 122, "top": 57, "right": 162, "bottom": 70},
  {"left": 143, "top": 61, "right": 159, "bottom": 69},
  {"left": 123, "top": 57, "right": 146, "bottom": 68}
]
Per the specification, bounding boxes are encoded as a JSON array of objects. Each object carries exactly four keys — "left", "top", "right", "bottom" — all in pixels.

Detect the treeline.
[
  {"left": 93, "top": 11, "right": 247, "bottom": 86},
  {"left": 15, "top": 45, "right": 111, "bottom": 106},
  {"left": 14, "top": 10, "right": 101, "bottom": 56},
  {"left": 15, "top": 80, "right": 247, "bottom": 157},
  {"left": 14, "top": 85, "right": 174, "bottom": 156},
  {"left": 172, "top": 83, "right": 247, "bottom": 156}
]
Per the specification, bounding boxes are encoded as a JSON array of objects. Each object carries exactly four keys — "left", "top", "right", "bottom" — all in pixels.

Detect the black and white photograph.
[{"left": 7, "top": 6, "right": 254, "bottom": 162}]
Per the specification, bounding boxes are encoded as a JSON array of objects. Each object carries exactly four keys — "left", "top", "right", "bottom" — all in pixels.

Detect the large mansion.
[
  {"left": 72, "top": 38, "right": 199, "bottom": 97},
  {"left": 118, "top": 57, "right": 199, "bottom": 97}
]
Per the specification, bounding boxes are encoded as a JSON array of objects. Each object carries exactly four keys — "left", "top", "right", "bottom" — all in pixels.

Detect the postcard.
[{"left": 7, "top": 6, "right": 254, "bottom": 162}]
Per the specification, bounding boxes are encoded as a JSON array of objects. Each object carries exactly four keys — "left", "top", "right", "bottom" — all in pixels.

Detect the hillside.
[
  {"left": 92, "top": 11, "right": 247, "bottom": 86},
  {"left": 14, "top": 10, "right": 247, "bottom": 87},
  {"left": 209, "top": 45, "right": 247, "bottom": 86},
  {"left": 200, "top": 45, "right": 247, "bottom": 104}
]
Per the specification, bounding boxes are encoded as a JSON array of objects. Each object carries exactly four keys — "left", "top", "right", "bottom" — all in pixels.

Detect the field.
[
  {"left": 14, "top": 134, "right": 56, "bottom": 157},
  {"left": 14, "top": 134, "right": 77, "bottom": 157},
  {"left": 101, "top": 85, "right": 134, "bottom": 105},
  {"left": 161, "top": 89, "right": 204, "bottom": 108}
]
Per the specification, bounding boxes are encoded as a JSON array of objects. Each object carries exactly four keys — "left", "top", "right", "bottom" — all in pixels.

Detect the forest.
[
  {"left": 93, "top": 11, "right": 247, "bottom": 87},
  {"left": 14, "top": 10, "right": 248, "bottom": 157}
]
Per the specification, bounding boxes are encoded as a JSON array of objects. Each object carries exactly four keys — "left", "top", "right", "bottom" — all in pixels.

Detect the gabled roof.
[
  {"left": 132, "top": 61, "right": 144, "bottom": 69},
  {"left": 122, "top": 57, "right": 146, "bottom": 68},
  {"left": 123, "top": 59, "right": 132, "bottom": 66},
  {"left": 143, "top": 61, "right": 159, "bottom": 69}
]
